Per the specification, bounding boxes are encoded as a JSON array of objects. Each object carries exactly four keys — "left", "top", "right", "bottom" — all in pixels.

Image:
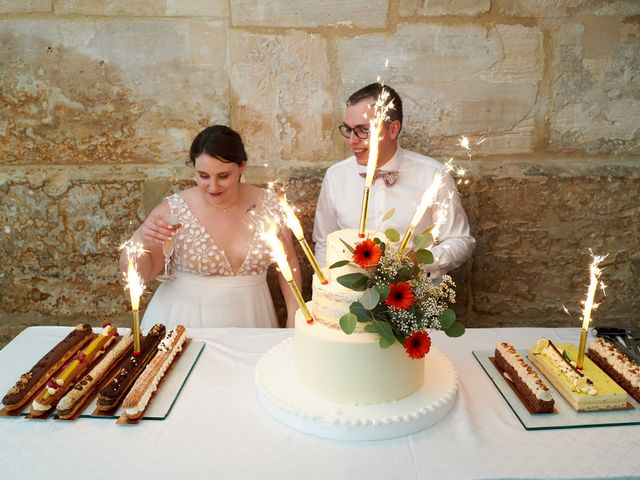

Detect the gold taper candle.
[
  {"left": 288, "top": 279, "right": 313, "bottom": 324},
  {"left": 398, "top": 224, "right": 416, "bottom": 250},
  {"left": 131, "top": 309, "right": 141, "bottom": 356},
  {"left": 576, "top": 328, "right": 588, "bottom": 370},
  {"left": 358, "top": 187, "right": 370, "bottom": 238}
]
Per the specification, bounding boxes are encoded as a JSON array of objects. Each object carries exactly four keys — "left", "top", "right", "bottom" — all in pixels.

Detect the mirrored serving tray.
[
  {"left": 0, "top": 326, "right": 204, "bottom": 421},
  {"left": 473, "top": 350, "right": 640, "bottom": 430}
]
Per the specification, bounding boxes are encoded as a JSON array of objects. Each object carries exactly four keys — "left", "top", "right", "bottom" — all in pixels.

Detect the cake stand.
[{"left": 255, "top": 338, "right": 458, "bottom": 441}]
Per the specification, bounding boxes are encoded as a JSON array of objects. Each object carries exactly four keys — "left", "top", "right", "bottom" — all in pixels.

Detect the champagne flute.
[{"left": 156, "top": 212, "right": 179, "bottom": 282}]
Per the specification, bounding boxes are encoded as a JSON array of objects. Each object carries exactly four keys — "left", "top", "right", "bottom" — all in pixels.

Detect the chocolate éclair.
[
  {"left": 95, "top": 323, "right": 166, "bottom": 412},
  {"left": 2, "top": 324, "right": 94, "bottom": 413}
]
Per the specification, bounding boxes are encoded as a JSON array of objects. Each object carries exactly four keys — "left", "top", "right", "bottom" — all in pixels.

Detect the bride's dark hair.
[{"left": 189, "top": 125, "right": 248, "bottom": 165}]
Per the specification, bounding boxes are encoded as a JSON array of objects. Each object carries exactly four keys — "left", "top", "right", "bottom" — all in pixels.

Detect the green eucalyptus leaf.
[
  {"left": 350, "top": 302, "right": 371, "bottom": 322},
  {"left": 413, "top": 233, "right": 434, "bottom": 250},
  {"left": 339, "top": 313, "right": 357, "bottom": 335},
  {"left": 438, "top": 308, "right": 456, "bottom": 329},
  {"left": 373, "top": 284, "right": 390, "bottom": 301},
  {"left": 379, "top": 336, "right": 395, "bottom": 348},
  {"left": 384, "top": 228, "right": 400, "bottom": 242},
  {"left": 329, "top": 260, "right": 350, "bottom": 269},
  {"left": 364, "top": 323, "right": 379, "bottom": 333},
  {"left": 415, "top": 249, "right": 434, "bottom": 265},
  {"left": 382, "top": 208, "right": 396, "bottom": 222},
  {"left": 360, "top": 288, "right": 381, "bottom": 310},
  {"left": 397, "top": 266, "right": 416, "bottom": 281},
  {"left": 337, "top": 273, "right": 369, "bottom": 291},
  {"left": 339, "top": 238, "right": 355, "bottom": 253},
  {"left": 374, "top": 319, "right": 395, "bottom": 346},
  {"left": 445, "top": 321, "right": 465, "bottom": 338},
  {"left": 421, "top": 226, "right": 434, "bottom": 235}
]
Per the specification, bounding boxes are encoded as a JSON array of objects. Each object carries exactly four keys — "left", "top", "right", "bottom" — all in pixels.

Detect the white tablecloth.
[{"left": 1, "top": 326, "right": 639, "bottom": 480}]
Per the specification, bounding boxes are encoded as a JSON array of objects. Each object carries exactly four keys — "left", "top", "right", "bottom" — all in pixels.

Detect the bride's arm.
[{"left": 277, "top": 226, "right": 303, "bottom": 328}]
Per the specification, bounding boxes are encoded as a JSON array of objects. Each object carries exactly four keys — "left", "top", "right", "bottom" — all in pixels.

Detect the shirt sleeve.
[
  {"left": 426, "top": 171, "right": 475, "bottom": 277},
  {"left": 312, "top": 172, "right": 339, "bottom": 268}
]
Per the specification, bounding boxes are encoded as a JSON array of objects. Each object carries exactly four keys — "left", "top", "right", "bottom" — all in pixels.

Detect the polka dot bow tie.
[{"left": 358, "top": 169, "right": 399, "bottom": 187}]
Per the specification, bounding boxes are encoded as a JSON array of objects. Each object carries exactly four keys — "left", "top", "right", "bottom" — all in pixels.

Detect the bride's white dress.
[{"left": 141, "top": 191, "right": 279, "bottom": 329}]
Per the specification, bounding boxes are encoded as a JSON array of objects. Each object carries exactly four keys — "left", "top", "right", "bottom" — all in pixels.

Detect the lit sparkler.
[
  {"left": 359, "top": 88, "right": 395, "bottom": 238},
  {"left": 399, "top": 174, "right": 444, "bottom": 250},
  {"left": 278, "top": 194, "right": 328, "bottom": 285},
  {"left": 576, "top": 251, "right": 608, "bottom": 370},
  {"left": 262, "top": 223, "right": 313, "bottom": 324},
  {"left": 120, "top": 240, "right": 146, "bottom": 355}
]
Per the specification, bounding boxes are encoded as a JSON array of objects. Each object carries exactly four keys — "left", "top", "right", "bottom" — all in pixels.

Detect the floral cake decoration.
[{"left": 330, "top": 209, "right": 464, "bottom": 359}]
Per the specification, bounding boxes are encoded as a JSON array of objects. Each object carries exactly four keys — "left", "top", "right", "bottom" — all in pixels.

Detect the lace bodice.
[{"left": 167, "top": 190, "right": 278, "bottom": 277}]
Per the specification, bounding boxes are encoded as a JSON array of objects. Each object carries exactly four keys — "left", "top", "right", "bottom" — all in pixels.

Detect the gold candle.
[
  {"left": 279, "top": 196, "right": 328, "bottom": 285},
  {"left": 358, "top": 186, "right": 371, "bottom": 239},
  {"left": 263, "top": 224, "right": 313, "bottom": 324}
]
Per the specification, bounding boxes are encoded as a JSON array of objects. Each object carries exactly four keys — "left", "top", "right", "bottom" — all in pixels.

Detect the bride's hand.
[{"left": 140, "top": 215, "right": 180, "bottom": 246}]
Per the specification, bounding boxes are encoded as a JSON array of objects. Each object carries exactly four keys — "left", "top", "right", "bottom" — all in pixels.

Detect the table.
[{"left": 1, "top": 326, "right": 639, "bottom": 480}]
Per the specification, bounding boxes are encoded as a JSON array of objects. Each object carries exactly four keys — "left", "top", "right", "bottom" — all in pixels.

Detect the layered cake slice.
[
  {"left": 587, "top": 337, "right": 640, "bottom": 403},
  {"left": 494, "top": 342, "right": 554, "bottom": 413},
  {"left": 528, "top": 338, "right": 627, "bottom": 412}
]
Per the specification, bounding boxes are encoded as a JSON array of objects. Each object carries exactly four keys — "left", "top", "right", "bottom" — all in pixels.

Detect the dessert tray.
[
  {"left": 255, "top": 338, "right": 458, "bottom": 441},
  {"left": 473, "top": 350, "right": 640, "bottom": 430},
  {"left": 0, "top": 326, "right": 204, "bottom": 420}
]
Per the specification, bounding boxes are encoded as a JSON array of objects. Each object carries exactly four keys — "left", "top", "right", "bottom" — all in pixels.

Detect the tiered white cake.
[
  {"left": 295, "top": 229, "right": 425, "bottom": 405},
  {"left": 255, "top": 229, "right": 458, "bottom": 441}
]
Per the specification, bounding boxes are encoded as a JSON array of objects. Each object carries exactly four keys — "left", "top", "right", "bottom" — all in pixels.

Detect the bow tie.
[{"left": 358, "top": 169, "right": 399, "bottom": 187}]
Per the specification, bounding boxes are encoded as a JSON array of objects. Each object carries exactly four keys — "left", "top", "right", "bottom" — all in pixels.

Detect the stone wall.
[{"left": 1, "top": 1, "right": 639, "bottom": 347}]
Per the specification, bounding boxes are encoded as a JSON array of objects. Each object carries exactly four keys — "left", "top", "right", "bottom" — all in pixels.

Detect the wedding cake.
[
  {"left": 295, "top": 229, "right": 425, "bottom": 405},
  {"left": 255, "top": 228, "right": 458, "bottom": 441}
]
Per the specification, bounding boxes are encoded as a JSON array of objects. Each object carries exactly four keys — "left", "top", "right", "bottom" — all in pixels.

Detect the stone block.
[
  {"left": 0, "top": 19, "right": 228, "bottom": 165},
  {"left": 0, "top": 0, "right": 51, "bottom": 13},
  {"left": 493, "top": 0, "right": 640, "bottom": 17},
  {"left": 549, "top": 19, "right": 640, "bottom": 154},
  {"left": 166, "top": 0, "right": 228, "bottom": 17},
  {"left": 54, "top": 0, "right": 166, "bottom": 16},
  {"left": 230, "top": 0, "right": 388, "bottom": 28},
  {"left": 399, "top": 0, "right": 489, "bottom": 17},
  {"left": 228, "top": 30, "right": 337, "bottom": 166},
  {"left": 338, "top": 24, "right": 543, "bottom": 157}
]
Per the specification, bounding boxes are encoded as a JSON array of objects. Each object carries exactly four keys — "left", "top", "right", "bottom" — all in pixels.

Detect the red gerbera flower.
[
  {"left": 404, "top": 331, "right": 431, "bottom": 359},
  {"left": 353, "top": 239, "right": 383, "bottom": 269},
  {"left": 385, "top": 281, "right": 414, "bottom": 310}
]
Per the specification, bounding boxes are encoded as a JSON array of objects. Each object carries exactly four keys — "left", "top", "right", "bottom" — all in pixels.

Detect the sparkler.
[
  {"left": 399, "top": 174, "right": 444, "bottom": 250},
  {"left": 576, "top": 251, "right": 608, "bottom": 370},
  {"left": 359, "top": 88, "right": 394, "bottom": 238},
  {"left": 120, "top": 240, "right": 146, "bottom": 355},
  {"left": 262, "top": 223, "right": 313, "bottom": 324},
  {"left": 278, "top": 195, "right": 328, "bottom": 285}
]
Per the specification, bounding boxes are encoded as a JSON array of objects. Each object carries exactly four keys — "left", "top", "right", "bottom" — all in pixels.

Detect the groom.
[{"left": 312, "top": 82, "right": 475, "bottom": 278}]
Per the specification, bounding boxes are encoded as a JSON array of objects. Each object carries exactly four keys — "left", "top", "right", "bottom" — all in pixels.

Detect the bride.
[{"left": 120, "top": 125, "right": 302, "bottom": 329}]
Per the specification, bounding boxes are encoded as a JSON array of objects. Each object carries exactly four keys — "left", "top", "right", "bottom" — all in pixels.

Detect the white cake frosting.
[
  {"left": 295, "top": 305, "right": 424, "bottom": 405},
  {"left": 589, "top": 338, "right": 640, "bottom": 389},
  {"left": 496, "top": 342, "right": 552, "bottom": 401}
]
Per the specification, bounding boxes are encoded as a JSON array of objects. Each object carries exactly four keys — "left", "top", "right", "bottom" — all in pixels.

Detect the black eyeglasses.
[{"left": 338, "top": 124, "right": 370, "bottom": 140}]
